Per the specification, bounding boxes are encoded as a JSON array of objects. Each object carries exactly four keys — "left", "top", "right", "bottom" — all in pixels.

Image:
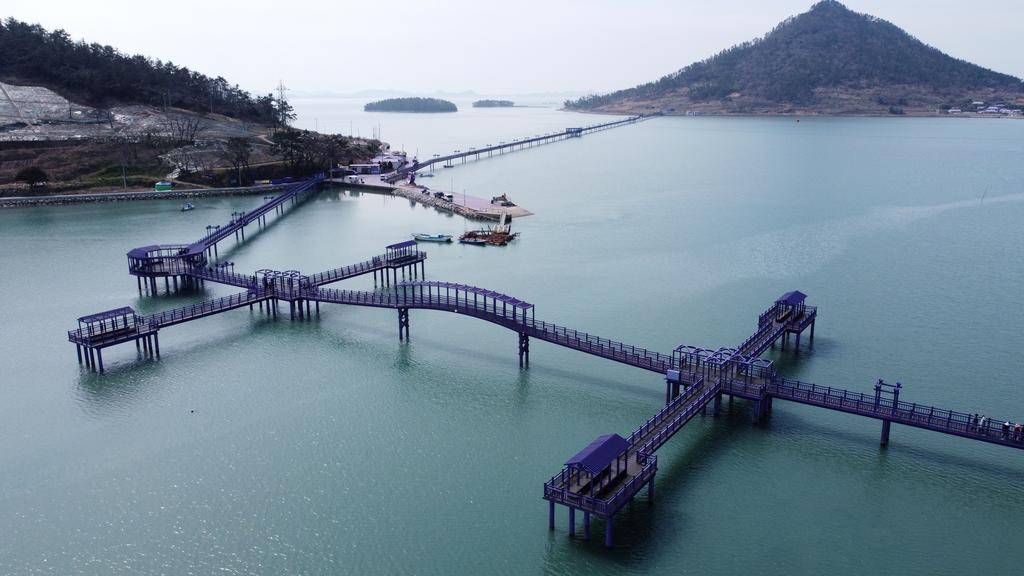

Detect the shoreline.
[
  {"left": 0, "top": 184, "right": 291, "bottom": 208},
  {"left": 564, "top": 107, "right": 1024, "bottom": 119}
]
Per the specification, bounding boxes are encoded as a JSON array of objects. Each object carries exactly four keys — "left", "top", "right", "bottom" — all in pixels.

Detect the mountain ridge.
[{"left": 567, "top": 1, "right": 1023, "bottom": 116}]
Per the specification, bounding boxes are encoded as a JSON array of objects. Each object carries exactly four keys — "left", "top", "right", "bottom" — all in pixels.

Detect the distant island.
[
  {"left": 364, "top": 97, "right": 457, "bottom": 113},
  {"left": 472, "top": 100, "right": 514, "bottom": 108},
  {"left": 566, "top": 0, "right": 1024, "bottom": 117}
]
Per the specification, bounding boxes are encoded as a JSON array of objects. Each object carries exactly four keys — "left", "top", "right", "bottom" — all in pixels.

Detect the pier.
[
  {"left": 394, "top": 114, "right": 650, "bottom": 179},
  {"left": 65, "top": 161, "right": 1023, "bottom": 551}
]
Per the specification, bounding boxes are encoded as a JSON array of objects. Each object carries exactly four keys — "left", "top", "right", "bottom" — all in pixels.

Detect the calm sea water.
[{"left": 2, "top": 109, "right": 1023, "bottom": 575}]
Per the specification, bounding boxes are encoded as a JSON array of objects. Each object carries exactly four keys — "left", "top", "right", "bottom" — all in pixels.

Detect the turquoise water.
[{"left": 2, "top": 113, "right": 1023, "bottom": 574}]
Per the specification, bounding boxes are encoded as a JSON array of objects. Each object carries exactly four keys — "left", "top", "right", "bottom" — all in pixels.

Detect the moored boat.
[
  {"left": 458, "top": 236, "right": 487, "bottom": 245},
  {"left": 412, "top": 233, "right": 453, "bottom": 243},
  {"left": 180, "top": 202, "right": 195, "bottom": 212}
]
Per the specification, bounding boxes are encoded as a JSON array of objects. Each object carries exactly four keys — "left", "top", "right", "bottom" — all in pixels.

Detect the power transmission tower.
[{"left": 276, "top": 80, "right": 289, "bottom": 105}]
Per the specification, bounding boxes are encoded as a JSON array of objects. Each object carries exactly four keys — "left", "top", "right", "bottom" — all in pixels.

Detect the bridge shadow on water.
[
  {"left": 73, "top": 311, "right": 283, "bottom": 413},
  {"left": 333, "top": 313, "right": 666, "bottom": 399}
]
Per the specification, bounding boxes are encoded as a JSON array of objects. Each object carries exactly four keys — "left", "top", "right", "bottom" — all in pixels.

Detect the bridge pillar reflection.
[
  {"left": 398, "top": 307, "right": 410, "bottom": 341},
  {"left": 518, "top": 332, "right": 529, "bottom": 367}
]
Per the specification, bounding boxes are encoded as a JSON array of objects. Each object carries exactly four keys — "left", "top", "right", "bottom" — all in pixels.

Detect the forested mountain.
[
  {"left": 567, "top": 1, "right": 1023, "bottom": 115},
  {"left": 0, "top": 18, "right": 286, "bottom": 124}
]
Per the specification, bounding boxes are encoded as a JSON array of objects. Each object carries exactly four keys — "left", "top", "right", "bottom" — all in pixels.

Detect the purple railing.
[
  {"left": 186, "top": 267, "right": 257, "bottom": 288},
  {"left": 309, "top": 288, "right": 675, "bottom": 372},
  {"left": 527, "top": 320, "right": 673, "bottom": 372},
  {"left": 308, "top": 251, "right": 427, "bottom": 286},
  {"left": 635, "top": 381, "right": 721, "bottom": 462},
  {"left": 758, "top": 302, "right": 783, "bottom": 328},
  {"left": 146, "top": 290, "right": 267, "bottom": 328},
  {"left": 190, "top": 177, "right": 321, "bottom": 251},
  {"left": 768, "top": 378, "right": 1024, "bottom": 446},
  {"left": 627, "top": 376, "right": 706, "bottom": 447}
]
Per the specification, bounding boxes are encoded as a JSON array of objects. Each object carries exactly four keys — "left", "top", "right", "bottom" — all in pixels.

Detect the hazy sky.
[{"left": 4, "top": 0, "right": 1023, "bottom": 96}]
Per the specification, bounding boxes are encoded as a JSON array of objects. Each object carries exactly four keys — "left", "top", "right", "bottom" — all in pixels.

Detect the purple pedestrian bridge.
[{"left": 66, "top": 174, "right": 1024, "bottom": 549}]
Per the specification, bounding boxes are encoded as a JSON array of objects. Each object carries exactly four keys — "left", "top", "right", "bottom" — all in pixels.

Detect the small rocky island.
[
  {"left": 364, "top": 97, "right": 457, "bottom": 113},
  {"left": 472, "top": 99, "right": 514, "bottom": 108}
]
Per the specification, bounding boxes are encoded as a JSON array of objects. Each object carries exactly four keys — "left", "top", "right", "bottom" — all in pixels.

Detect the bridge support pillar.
[
  {"left": 713, "top": 393, "right": 722, "bottom": 414},
  {"left": 880, "top": 420, "right": 891, "bottom": 446},
  {"left": 548, "top": 500, "right": 555, "bottom": 530},
  {"left": 752, "top": 399, "right": 764, "bottom": 424},
  {"left": 398, "top": 308, "right": 410, "bottom": 341},
  {"left": 568, "top": 507, "right": 575, "bottom": 537},
  {"left": 604, "top": 515, "right": 614, "bottom": 548},
  {"left": 583, "top": 511, "right": 591, "bottom": 541},
  {"left": 96, "top": 349, "right": 104, "bottom": 373},
  {"left": 154, "top": 333, "right": 160, "bottom": 359},
  {"left": 76, "top": 345, "right": 82, "bottom": 364},
  {"left": 518, "top": 332, "right": 529, "bottom": 367},
  {"left": 810, "top": 320, "right": 816, "bottom": 347}
]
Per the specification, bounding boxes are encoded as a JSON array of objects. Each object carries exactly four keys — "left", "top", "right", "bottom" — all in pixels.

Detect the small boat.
[
  {"left": 180, "top": 202, "right": 195, "bottom": 212},
  {"left": 459, "top": 236, "right": 487, "bottom": 246},
  {"left": 412, "top": 233, "right": 453, "bottom": 243}
]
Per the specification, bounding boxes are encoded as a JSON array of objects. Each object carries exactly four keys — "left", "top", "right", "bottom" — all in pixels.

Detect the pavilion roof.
[{"left": 565, "top": 434, "right": 629, "bottom": 475}]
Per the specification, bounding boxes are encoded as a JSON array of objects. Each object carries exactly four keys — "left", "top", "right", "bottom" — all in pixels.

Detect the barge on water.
[{"left": 458, "top": 213, "right": 519, "bottom": 246}]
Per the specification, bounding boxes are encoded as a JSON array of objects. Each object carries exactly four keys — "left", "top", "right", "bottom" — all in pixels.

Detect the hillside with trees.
[
  {"left": 0, "top": 18, "right": 291, "bottom": 125},
  {"left": 566, "top": 1, "right": 1023, "bottom": 116},
  {"left": 0, "top": 18, "right": 382, "bottom": 195},
  {"left": 364, "top": 97, "right": 457, "bottom": 113}
]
